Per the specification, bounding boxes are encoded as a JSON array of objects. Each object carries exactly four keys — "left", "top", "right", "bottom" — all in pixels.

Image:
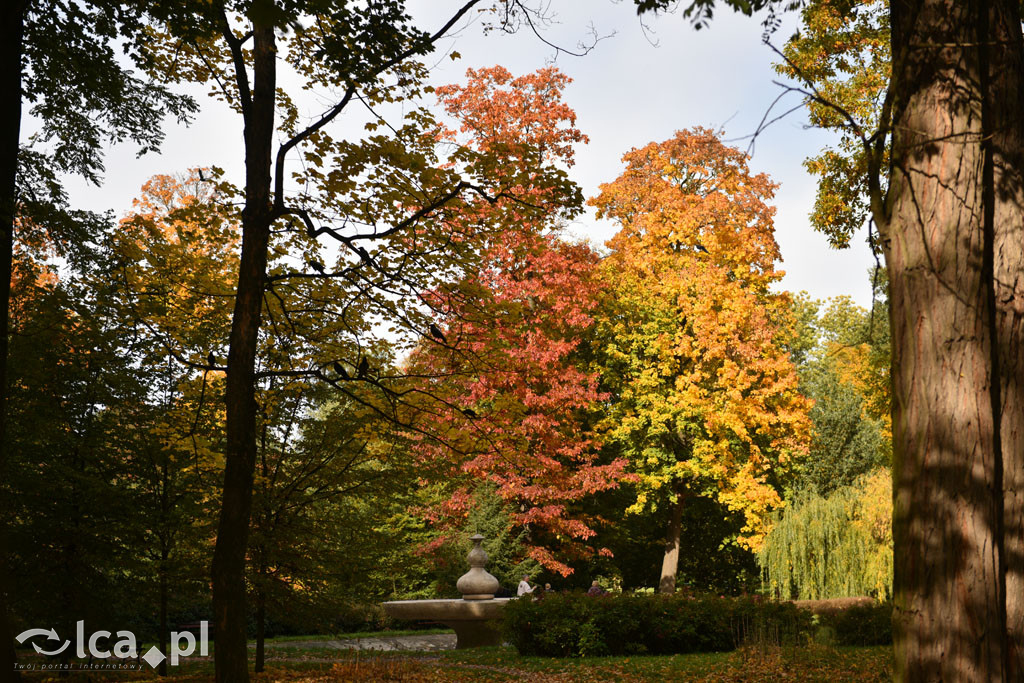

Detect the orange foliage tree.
[{"left": 591, "top": 128, "right": 811, "bottom": 593}]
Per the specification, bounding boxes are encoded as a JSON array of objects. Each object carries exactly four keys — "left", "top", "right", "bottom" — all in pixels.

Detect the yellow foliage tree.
[{"left": 592, "top": 128, "right": 811, "bottom": 593}]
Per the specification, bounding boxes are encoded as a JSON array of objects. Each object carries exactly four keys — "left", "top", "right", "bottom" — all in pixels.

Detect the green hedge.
[
  {"left": 819, "top": 602, "right": 893, "bottom": 646},
  {"left": 502, "top": 592, "right": 813, "bottom": 657}
]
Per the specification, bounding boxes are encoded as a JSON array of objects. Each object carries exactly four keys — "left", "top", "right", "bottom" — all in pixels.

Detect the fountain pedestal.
[
  {"left": 381, "top": 597, "right": 510, "bottom": 648},
  {"left": 382, "top": 534, "right": 510, "bottom": 649}
]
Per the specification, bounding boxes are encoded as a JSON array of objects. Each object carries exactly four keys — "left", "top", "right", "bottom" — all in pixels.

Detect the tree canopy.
[{"left": 592, "top": 127, "right": 810, "bottom": 591}]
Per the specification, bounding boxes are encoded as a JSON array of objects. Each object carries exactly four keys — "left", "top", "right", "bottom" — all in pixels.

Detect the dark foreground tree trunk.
[
  {"left": 210, "top": 24, "right": 276, "bottom": 683},
  {"left": 658, "top": 488, "right": 686, "bottom": 594},
  {"left": 886, "top": 0, "right": 1024, "bottom": 680},
  {"left": 0, "top": 3, "right": 25, "bottom": 680}
]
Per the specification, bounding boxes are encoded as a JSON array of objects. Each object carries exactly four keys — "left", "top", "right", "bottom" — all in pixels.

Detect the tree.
[
  {"left": 793, "top": 292, "right": 891, "bottom": 495},
  {"left": 775, "top": 0, "right": 890, "bottom": 247},
  {"left": 6, "top": 216, "right": 191, "bottom": 670},
  {"left": 574, "top": 481, "right": 762, "bottom": 593},
  {"left": 799, "top": 368, "right": 885, "bottom": 493},
  {"left": 108, "top": 171, "right": 238, "bottom": 674},
  {"left": 409, "top": 231, "right": 625, "bottom": 576},
  {"left": 759, "top": 468, "right": 893, "bottom": 600},
  {"left": 0, "top": 2, "right": 193, "bottom": 670},
  {"left": 776, "top": 0, "right": 1020, "bottom": 675},
  {"left": 881, "top": 5, "right": 1024, "bottom": 673},
  {"left": 591, "top": 128, "right": 810, "bottom": 593},
  {"left": 769, "top": 282, "right": 892, "bottom": 599},
  {"left": 143, "top": 6, "right": 583, "bottom": 678},
  {"left": 400, "top": 64, "right": 629, "bottom": 577},
  {"left": 247, "top": 384, "right": 418, "bottom": 672},
  {"left": 635, "top": 0, "right": 1024, "bottom": 677},
  {"left": 815, "top": 289, "right": 892, "bottom": 440}
]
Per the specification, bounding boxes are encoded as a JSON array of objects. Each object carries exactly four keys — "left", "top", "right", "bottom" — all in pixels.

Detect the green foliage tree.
[
  {"left": 771, "top": 281, "right": 892, "bottom": 603},
  {"left": 6, "top": 226, "right": 186, "bottom": 666},
  {"left": 798, "top": 367, "right": 885, "bottom": 494},
  {"left": 791, "top": 288, "right": 891, "bottom": 496},
  {"left": 1, "top": 2, "right": 194, "bottom": 668},
  {"left": 759, "top": 468, "right": 893, "bottom": 600},
  {"left": 247, "top": 385, "right": 421, "bottom": 671},
  {"left": 814, "top": 288, "right": 891, "bottom": 443}
]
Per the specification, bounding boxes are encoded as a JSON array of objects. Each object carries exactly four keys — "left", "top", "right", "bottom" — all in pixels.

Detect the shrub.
[
  {"left": 502, "top": 592, "right": 813, "bottom": 657},
  {"left": 732, "top": 598, "right": 811, "bottom": 647},
  {"left": 504, "top": 591, "right": 595, "bottom": 657},
  {"left": 823, "top": 601, "right": 893, "bottom": 646}
]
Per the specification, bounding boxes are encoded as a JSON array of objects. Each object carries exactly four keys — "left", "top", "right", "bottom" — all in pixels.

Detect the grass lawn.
[{"left": 17, "top": 641, "right": 893, "bottom": 681}]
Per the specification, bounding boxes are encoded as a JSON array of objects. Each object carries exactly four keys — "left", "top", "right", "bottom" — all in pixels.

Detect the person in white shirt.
[{"left": 517, "top": 574, "right": 534, "bottom": 596}]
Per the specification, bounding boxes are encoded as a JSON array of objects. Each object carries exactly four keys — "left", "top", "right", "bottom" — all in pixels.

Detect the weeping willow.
[{"left": 758, "top": 470, "right": 892, "bottom": 600}]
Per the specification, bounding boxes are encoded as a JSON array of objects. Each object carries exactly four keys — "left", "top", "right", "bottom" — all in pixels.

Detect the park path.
[{"left": 264, "top": 633, "right": 457, "bottom": 652}]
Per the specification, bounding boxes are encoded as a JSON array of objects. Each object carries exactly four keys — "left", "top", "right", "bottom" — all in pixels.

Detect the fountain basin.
[{"left": 382, "top": 598, "right": 511, "bottom": 649}]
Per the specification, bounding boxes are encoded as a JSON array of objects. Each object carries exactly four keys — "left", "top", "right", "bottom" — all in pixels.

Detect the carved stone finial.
[{"left": 456, "top": 534, "right": 499, "bottom": 600}]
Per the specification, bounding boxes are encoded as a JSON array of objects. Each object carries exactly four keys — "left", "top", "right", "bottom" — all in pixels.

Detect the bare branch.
[{"left": 501, "top": 0, "right": 615, "bottom": 58}]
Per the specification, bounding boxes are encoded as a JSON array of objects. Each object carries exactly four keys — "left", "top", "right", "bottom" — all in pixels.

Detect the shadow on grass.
[{"left": 15, "top": 643, "right": 893, "bottom": 681}]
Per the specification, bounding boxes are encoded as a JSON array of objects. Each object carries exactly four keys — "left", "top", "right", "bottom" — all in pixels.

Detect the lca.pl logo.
[{"left": 15, "top": 621, "right": 209, "bottom": 670}]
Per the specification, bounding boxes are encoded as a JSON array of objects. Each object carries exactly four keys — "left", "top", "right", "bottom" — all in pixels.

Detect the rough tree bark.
[
  {"left": 658, "top": 487, "right": 686, "bottom": 594},
  {"left": 209, "top": 22, "right": 276, "bottom": 683},
  {"left": 884, "top": 0, "right": 1024, "bottom": 680}
]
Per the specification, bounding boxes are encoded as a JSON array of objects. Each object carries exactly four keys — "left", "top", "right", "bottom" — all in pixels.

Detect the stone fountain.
[{"left": 382, "top": 534, "right": 511, "bottom": 648}]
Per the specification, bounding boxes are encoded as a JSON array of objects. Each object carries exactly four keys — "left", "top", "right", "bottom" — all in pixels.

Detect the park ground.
[{"left": 15, "top": 633, "right": 892, "bottom": 682}]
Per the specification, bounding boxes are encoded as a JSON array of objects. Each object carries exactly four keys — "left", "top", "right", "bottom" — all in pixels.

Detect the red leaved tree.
[{"left": 405, "top": 66, "right": 625, "bottom": 576}]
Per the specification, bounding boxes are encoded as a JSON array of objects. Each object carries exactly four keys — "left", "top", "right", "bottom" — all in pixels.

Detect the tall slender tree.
[
  {"left": 144, "top": 5, "right": 582, "bottom": 678},
  {"left": 108, "top": 171, "right": 237, "bottom": 674}
]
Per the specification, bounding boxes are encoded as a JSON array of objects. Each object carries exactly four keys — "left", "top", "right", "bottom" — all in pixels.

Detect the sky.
[{"left": 61, "top": 1, "right": 878, "bottom": 308}]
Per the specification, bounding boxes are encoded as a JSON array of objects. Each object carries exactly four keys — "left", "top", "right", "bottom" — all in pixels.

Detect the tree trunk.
[
  {"left": 210, "top": 25, "right": 276, "bottom": 683},
  {"left": 254, "top": 583, "right": 265, "bottom": 674},
  {"left": 0, "top": 3, "right": 24, "bottom": 680},
  {"left": 158, "top": 550, "right": 168, "bottom": 677},
  {"left": 886, "top": 0, "right": 1024, "bottom": 680},
  {"left": 158, "top": 432, "right": 170, "bottom": 678},
  {"left": 658, "top": 489, "right": 686, "bottom": 594}
]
